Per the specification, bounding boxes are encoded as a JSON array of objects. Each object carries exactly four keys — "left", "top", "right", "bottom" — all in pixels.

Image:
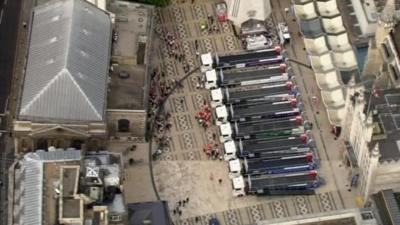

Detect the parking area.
[{"left": 148, "top": 0, "right": 360, "bottom": 224}]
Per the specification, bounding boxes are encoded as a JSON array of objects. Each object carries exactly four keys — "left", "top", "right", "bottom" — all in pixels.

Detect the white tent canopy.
[
  {"left": 333, "top": 50, "right": 358, "bottom": 69},
  {"left": 315, "top": 70, "right": 342, "bottom": 90},
  {"left": 316, "top": 0, "right": 340, "bottom": 17},
  {"left": 327, "top": 33, "right": 352, "bottom": 52},
  {"left": 304, "top": 36, "right": 329, "bottom": 55},
  {"left": 225, "top": 0, "right": 271, "bottom": 27},
  {"left": 326, "top": 107, "right": 346, "bottom": 126},
  {"left": 322, "top": 16, "right": 345, "bottom": 34},
  {"left": 310, "top": 52, "right": 335, "bottom": 73},
  {"left": 294, "top": 2, "right": 318, "bottom": 20},
  {"left": 321, "top": 89, "right": 346, "bottom": 108}
]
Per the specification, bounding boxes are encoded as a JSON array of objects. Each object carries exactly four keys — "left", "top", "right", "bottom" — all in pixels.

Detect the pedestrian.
[
  {"left": 178, "top": 201, "right": 182, "bottom": 206},
  {"left": 218, "top": 178, "right": 222, "bottom": 184},
  {"left": 212, "top": 133, "right": 216, "bottom": 140},
  {"left": 180, "top": 98, "right": 184, "bottom": 105},
  {"left": 173, "top": 209, "right": 177, "bottom": 214},
  {"left": 178, "top": 210, "right": 182, "bottom": 216},
  {"left": 186, "top": 197, "right": 189, "bottom": 203},
  {"left": 191, "top": 0, "right": 195, "bottom": 3},
  {"left": 195, "top": 216, "right": 199, "bottom": 222}
]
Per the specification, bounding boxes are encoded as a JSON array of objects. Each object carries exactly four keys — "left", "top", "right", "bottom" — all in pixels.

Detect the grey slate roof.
[
  {"left": 20, "top": 149, "right": 82, "bottom": 225},
  {"left": 19, "top": 0, "right": 112, "bottom": 122}
]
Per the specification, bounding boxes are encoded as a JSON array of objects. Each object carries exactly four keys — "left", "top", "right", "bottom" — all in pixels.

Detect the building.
[
  {"left": 256, "top": 208, "right": 378, "bottom": 225},
  {"left": 106, "top": 0, "right": 155, "bottom": 140},
  {"left": 225, "top": 0, "right": 271, "bottom": 28},
  {"left": 338, "top": 1, "right": 400, "bottom": 203},
  {"left": 127, "top": 201, "right": 171, "bottom": 225},
  {"left": 13, "top": 0, "right": 112, "bottom": 154},
  {"left": 372, "top": 189, "right": 400, "bottom": 225},
  {"left": 9, "top": 149, "right": 126, "bottom": 225}
]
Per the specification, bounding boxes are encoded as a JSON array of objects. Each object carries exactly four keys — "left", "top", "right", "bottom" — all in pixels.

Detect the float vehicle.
[
  {"left": 204, "top": 63, "right": 287, "bottom": 90},
  {"left": 214, "top": 99, "right": 299, "bottom": 125},
  {"left": 210, "top": 82, "right": 295, "bottom": 107},
  {"left": 231, "top": 171, "right": 322, "bottom": 197},
  {"left": 238, "top": 135, "right": 314, "bottom": 158},
  {"left": 223, "top": 139, "right": 312, "bottom": 160},
  {"left": 242, "top": 152, "right": 317, "bottom": 175},
  {"left": 200, "top": 47, "right": 283, "bottom": 72},
  {"left": 218, "top": 116, "right": 307, "bottom": 142}
]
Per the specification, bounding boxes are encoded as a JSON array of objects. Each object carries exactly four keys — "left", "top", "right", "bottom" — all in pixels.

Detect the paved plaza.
[{"left": 129, "top": 0, "right": 362, "bottom": 224}]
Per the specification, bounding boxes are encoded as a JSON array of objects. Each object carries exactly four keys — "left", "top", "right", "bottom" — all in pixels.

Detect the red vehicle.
[{"left": 215, "top": 2, "right": 227, "bottom": 22}]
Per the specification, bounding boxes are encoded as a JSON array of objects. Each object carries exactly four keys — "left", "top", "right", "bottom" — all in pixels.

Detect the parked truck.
[
  {"left": 238, "top": 135, "right": 314, "bottom": 158},
  {"left": 200, "top": 47, "right": 283, "bottom": 72},
  {"left": 204, "top": 64, "right": 288, "bottom": 89},
  {"left": 242, "top": 153, "right": 317, "bottom": 175},
  {"left": 231, "top": 171, "right": 322, "bottom": 197},
  {"left": 223, "top": 139, "right": 312, "bottom": 161},
  {"left": 210, "top": 82, "right": 295, "bottom": 107},
  {"left": 214, "top": 99, "right": 299, "bottom": 125},
  {"left": 218, "top": 116, "right": 308, "bottom": 142}
]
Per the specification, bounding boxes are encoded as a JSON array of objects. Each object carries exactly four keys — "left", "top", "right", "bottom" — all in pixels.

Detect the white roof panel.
[
  {"left": 19, "top": 0, "right": 112, "bottom": 122},
  {"left": 294, "top": 2, "right": 318, "bottom": 20},
  {"left": 310, "top": 52, "right": 334, "bottom": 73},
  {"left": 333, "top": 50, "right": 358, "bottom": 69},
  {"left": 322, "top": 16, "right": 345, "bottom": 34},
  {"left": 316, "top": 0, "right": 340, "bottom": 17},
  {"left": 327, "top": 33, "right": 351, "bottom": 51},
  {"left": 315, "top": 70, "right": 341, "bottom": 90},
  {"left": 304, "top": 36, "right": 329, "bottom": 55}
]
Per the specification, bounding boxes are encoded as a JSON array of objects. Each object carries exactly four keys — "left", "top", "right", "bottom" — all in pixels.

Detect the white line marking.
[
  {"left": 4, "top": 0, "right": 7, "bottom": 5},
  {"left": 0, "top": 9, "right": 3, "bottom": 25}
]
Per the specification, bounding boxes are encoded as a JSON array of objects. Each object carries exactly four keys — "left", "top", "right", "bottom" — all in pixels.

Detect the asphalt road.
[{"left": 0, "top": 0, "right": 22, "bottom": 117}]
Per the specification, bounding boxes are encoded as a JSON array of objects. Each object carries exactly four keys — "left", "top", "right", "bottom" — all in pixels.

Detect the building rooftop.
[
  {"left": 369, "top": 88, "right": 400, "bottom": 161},
  {"left": 127, "top": 201, "right": 171, "bottom": 225},
  {"left": 373, "top": 189, "right": 400, "bottom": 225},
  {"left": 107, "top": 1, "right": 154, "bottom": 110},
  {"left": 17, "top": 149, "right": 81, "bottom": 225},
  {"left": 19, "top": 0, "right": 112, "bottom": 122}
]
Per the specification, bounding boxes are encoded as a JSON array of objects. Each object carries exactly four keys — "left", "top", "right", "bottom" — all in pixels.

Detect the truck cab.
[
  {"left": 219, "top": 123, "right": 233, "bottom": 143},
  {"left": 215, "top": 105, "right": 228, "bottom": 125},
  {"left": 204, "top": 69, "right": 218, "bottom": 89},
  {"left": 201, "top": 53, "right": 213, "bottom": 72},
  {"left": 231, "top": 176, "right": 246, "bottom": 197},
  {"left": 228, "top": 158, "right": 242, "bottom": 178},
  {"left": 224, "top": 140, "right": 237, "bottom": 161},
  {"left": 210, "top": 88, "right": 223, "bottom": 108}
]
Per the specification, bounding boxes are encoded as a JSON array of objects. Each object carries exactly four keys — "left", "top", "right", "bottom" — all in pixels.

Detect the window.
[
  {"left": 118, "top": 119, "right": 130, "bottom": 132},
  {"left": 382, "top": 43, "right": 391, "bottom": 58},
  {"left": 389, "top": 64, "right": 400, "bottom": 80}
]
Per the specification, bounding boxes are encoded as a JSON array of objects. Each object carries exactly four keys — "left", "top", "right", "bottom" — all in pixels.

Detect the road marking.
[
  {"left": 0, "top": 9, "right": 3, "bottom": 25},
  {"left": 3, "top": 0, "right": 7, "bottom": 5}
]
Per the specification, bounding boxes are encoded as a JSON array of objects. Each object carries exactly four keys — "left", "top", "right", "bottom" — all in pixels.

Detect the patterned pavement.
[
  {"left": 176, "top": 191, "right": 345, "bottom": 225},
  {"left": 152, "top": 0, "right": 348, "bottom": 223}
]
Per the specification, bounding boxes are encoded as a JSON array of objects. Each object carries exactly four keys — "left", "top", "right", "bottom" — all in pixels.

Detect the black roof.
[
  {"left": 373, "top": 189, "right": 400, "bottom": 225},
  {"left": 127, "top": 201, "right": 171, "bottom": 225},
  {"left": 368, "top": 88, "right": 400, "bottom": 162}
]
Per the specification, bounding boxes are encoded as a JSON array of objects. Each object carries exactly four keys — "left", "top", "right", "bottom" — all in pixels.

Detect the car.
[
  {"left": 208, "top": 218, "right": 220, "bottom": 225},
  {"left": 277, "top": 22, "right": 291, "bottom": 44}
]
